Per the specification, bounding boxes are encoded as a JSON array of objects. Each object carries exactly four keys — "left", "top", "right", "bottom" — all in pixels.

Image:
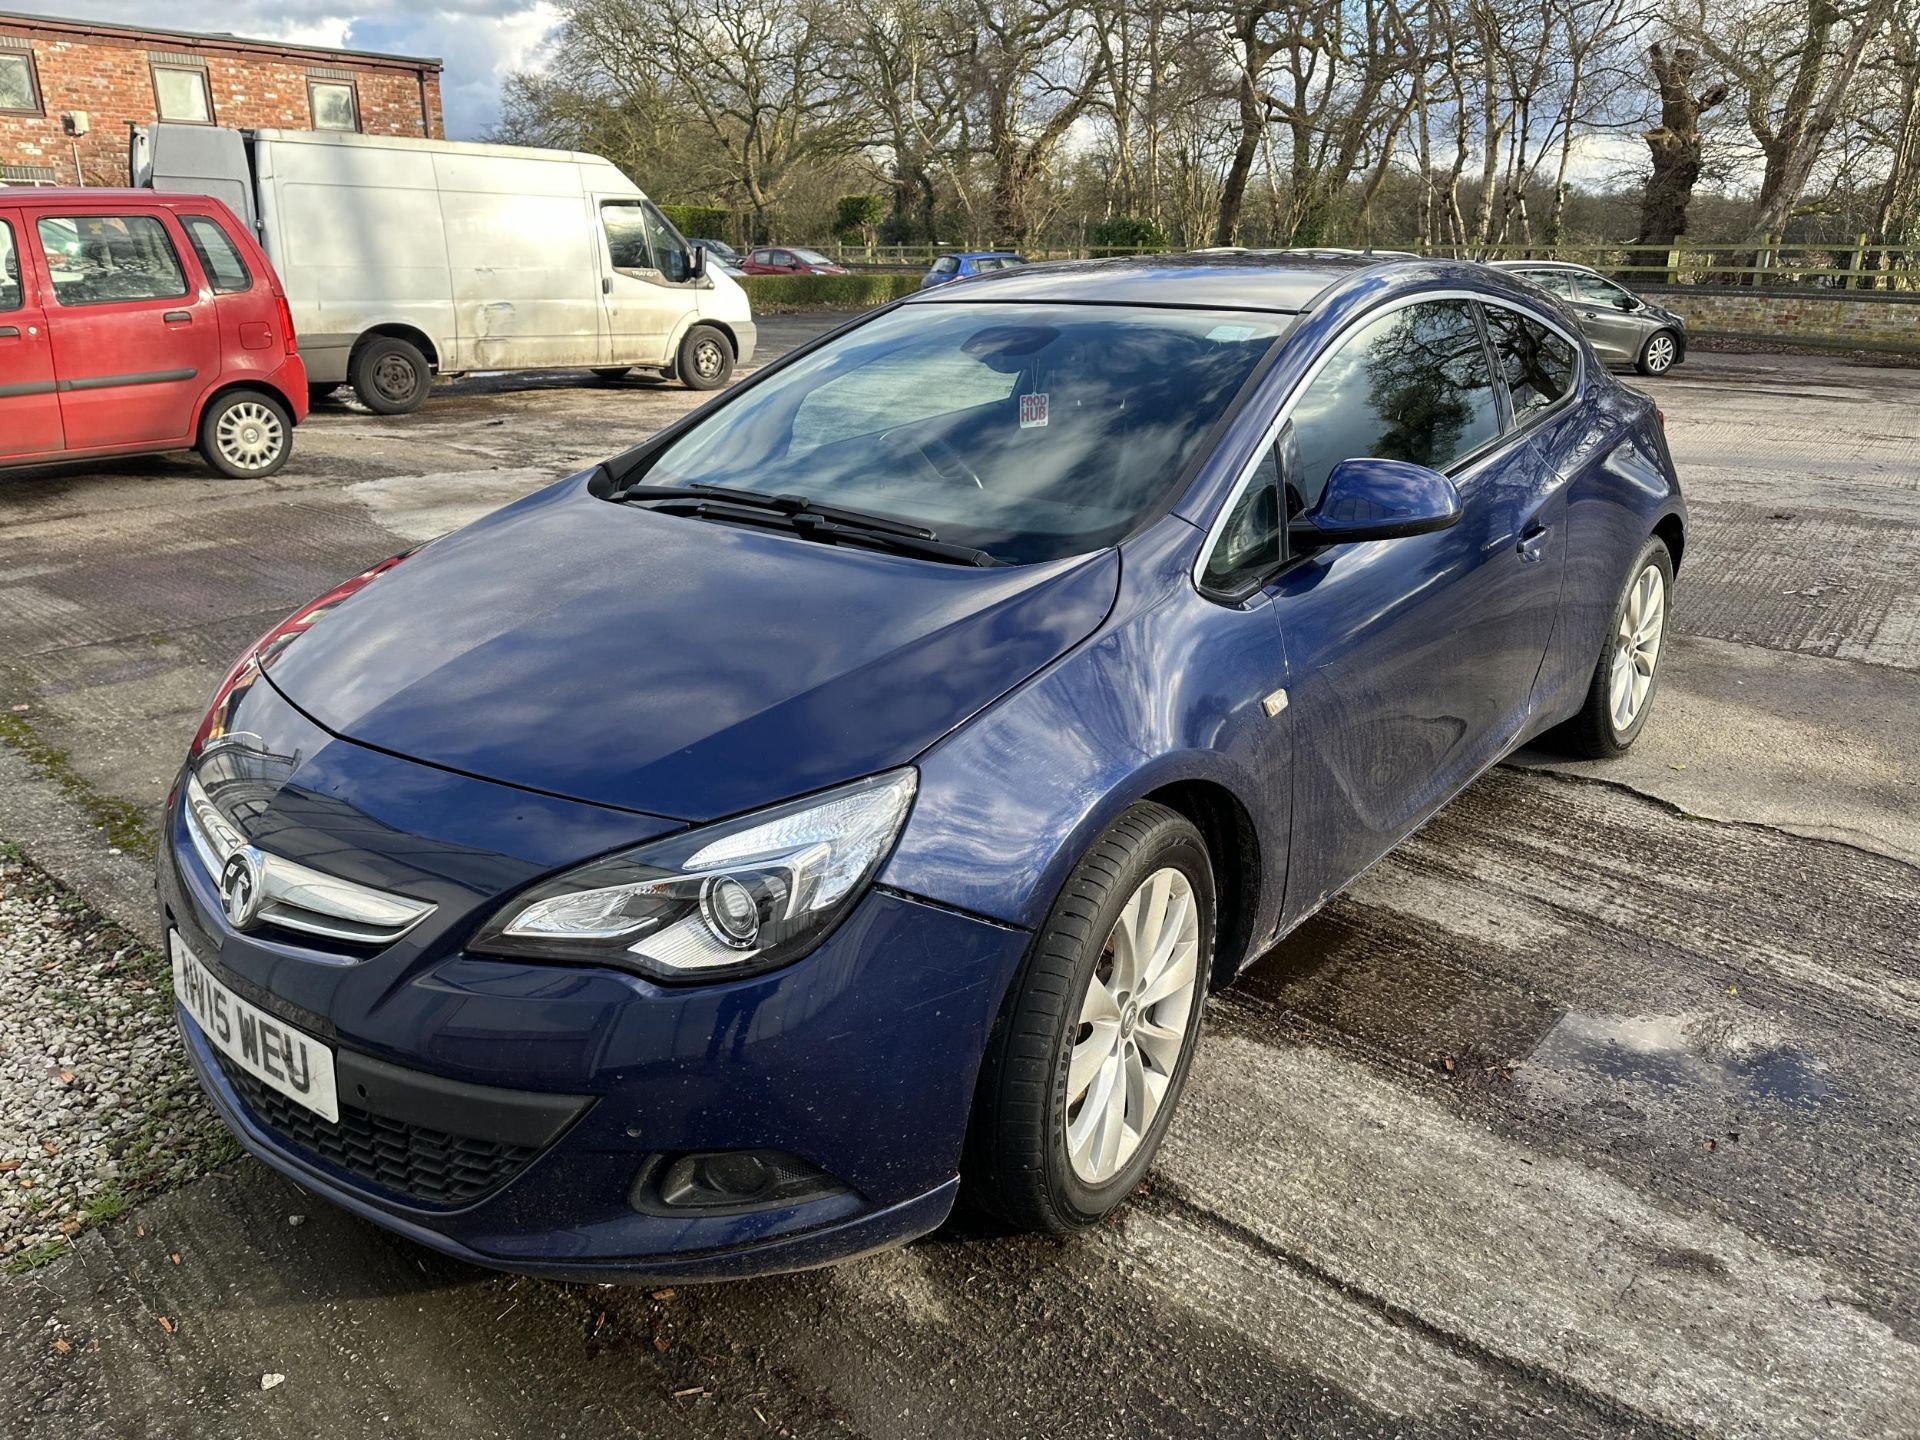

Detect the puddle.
[{"left": 1515, "top": 1010, "right": 1832, "bottom": 1110}]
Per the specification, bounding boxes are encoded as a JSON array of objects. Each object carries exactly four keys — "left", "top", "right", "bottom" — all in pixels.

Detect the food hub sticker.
[{"left": 1019, "top": 392, "right": 1050, "bottom": 428}]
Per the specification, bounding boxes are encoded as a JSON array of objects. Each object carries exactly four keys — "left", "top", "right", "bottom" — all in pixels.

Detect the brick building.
[{"left": 0, "top": 11, "right": 443, "bottom": 188}]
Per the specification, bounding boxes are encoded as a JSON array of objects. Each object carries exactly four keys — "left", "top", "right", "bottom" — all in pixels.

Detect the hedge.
[
  {"left": 658, "top": 204, "right": 731, "bottom": 241},
  {"left": 738, "top": 273, "right": 923, "bottom": 313}
]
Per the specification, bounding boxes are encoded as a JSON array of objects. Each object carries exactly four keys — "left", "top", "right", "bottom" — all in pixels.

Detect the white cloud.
[{"left": 3, "top": 0, "right": 558, "bottom": 138}]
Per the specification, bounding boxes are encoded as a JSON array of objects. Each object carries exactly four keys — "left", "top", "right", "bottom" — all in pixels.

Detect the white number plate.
[{"left": 170, "top": 930, "right": 339, "bottom": 1123}]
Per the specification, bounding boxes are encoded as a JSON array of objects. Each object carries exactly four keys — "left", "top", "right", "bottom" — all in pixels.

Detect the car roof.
[
  {"left": 900, "top": 250, "right": 1487, "bottom": 314},
  {"left": 0, "top": 187, "right": 219, "bottom": 207}
]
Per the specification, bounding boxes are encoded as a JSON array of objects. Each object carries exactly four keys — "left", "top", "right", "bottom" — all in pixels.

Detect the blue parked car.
[
  {"left": 921, "top": 250, "right": 1028, "bottom": 287},
  {"left": 162, "top": 254, "right": 1684, "bottom": 1282}
]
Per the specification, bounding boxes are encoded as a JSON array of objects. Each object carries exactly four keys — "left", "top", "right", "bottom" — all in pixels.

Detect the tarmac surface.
[{"left": 1, "top": 332, "right": 1916, "bottom": 1438}]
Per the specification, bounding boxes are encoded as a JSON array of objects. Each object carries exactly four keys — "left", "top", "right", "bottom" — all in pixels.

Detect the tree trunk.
[{"left": 1633, "top": 43, "right": 1727, "bottom": 268}]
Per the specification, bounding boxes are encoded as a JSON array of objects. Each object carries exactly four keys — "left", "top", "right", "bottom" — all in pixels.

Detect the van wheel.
[
  {"left": 350, "top": 336, "right": 431, "bottom": 414},
  {"left": 964, "top": 802, "right": 1213, "bottom": 1234},
  {"left": 677, "top": 326, "right": 734, "bottom": 391},
  {"left": 199, "top": 391, "right": 292, "bottom": 479},
  {"left": 591, "top": 366, "right": 632, "bottom": 382}
]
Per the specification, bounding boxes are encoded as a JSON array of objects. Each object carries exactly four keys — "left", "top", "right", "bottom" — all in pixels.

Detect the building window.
[
  {"left": 0, "top": 48, "right": 41, "bottom": 116},
  {"left": 308, "top": 79, "right": 360, "bottom": 132},
  {"left": 152, "top": 64, "right": 214, "bottom": 124}
]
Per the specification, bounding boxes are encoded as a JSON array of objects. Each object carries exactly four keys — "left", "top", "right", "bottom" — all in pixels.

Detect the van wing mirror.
[
  {"left": 1289, "top": 457, "right": 1463, "bottom": 546},
  {"left": 689, "top": 243, "right": 707, "bottom": 281}
]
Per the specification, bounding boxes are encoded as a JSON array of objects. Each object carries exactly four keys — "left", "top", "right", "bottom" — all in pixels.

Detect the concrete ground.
[{"left": 1, "top": 336, "right": 1917, "bottom": 1438}]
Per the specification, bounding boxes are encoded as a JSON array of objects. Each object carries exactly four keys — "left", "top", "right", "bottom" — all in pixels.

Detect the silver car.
[{"left": 1489, "top": 261, "right": 1687, "bottom": 376}]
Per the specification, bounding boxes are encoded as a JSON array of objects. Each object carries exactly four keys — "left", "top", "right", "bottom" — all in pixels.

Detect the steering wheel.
[{"left": 880, "top": 427, "right": 984, "bottom": 490}]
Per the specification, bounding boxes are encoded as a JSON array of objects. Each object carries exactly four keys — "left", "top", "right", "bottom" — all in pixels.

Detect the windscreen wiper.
[
  {"left": 624, "top": 491, "right": 1004, "bottom": 568},
  {"left": 615, "top": 483, "right": 936, "bottom": 539}
]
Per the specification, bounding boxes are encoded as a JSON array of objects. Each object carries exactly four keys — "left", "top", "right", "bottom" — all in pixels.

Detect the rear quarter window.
[
  {"left": 1486, "top": 307, "right": 1576, "bottom": 420},
  {"left": 181, "top": 215, "right": 253, "bottom": 293}
]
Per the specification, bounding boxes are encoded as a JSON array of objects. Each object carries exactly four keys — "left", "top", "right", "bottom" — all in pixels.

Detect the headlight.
[{"left": 469, "top": 770, "right": 917, "bottom": 981}]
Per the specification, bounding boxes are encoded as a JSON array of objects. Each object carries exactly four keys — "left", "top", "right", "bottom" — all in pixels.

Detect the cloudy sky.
[{"left": 11, "top": 0, "right": 559, "bottom": 138}]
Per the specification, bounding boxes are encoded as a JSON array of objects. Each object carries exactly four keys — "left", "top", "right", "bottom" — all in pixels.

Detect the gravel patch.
[{"left": 0, "top": 844, "right": 232, "bottom": 1270}]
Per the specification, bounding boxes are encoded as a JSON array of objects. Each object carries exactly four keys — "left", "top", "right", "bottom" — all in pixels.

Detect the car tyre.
[
  {"left": 350, "top": 335, "right": 432, "bottom": 415},
  {"left": 1556, "top": 535, "right": 1675, "bottom": 758},
  {"left": 964, "top": 802, "right": 1213, "bottom": 1234},
  {"left": 197, "top": 389, "right": 293, "bottom": 479},
  {"left": 676, "top": 325, "right": 734, "bottom": 391},
  {"left": 591, "top": 366, "right": 633, "bottom": 382},
  {"left": 1635, "top": 329, "right": 1680, "bottom": 376}
]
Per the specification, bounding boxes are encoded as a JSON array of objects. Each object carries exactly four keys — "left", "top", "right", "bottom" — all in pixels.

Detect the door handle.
[
  {"left": 602, "top": 276, "right": 613, "bottom": 295},
  {"left": 1518, "top": 522, "right": 1551, "bottom": 562},
  {"left": 0, "top": 325, "right": 18, "bottom": 338},
  {"left": 163, "top": 310, "right": 192, "bottom": 324}
]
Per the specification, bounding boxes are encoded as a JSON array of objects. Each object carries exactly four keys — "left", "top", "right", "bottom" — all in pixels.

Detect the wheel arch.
[
  {"left": 190, "top": 377, "right": 299, "bottom": 437},
  {"left": 666, "top": 313, "right": 738, "bottom": 371},
  {"left": 1141, "top": 778, "right": 1262, "bottom": 992},
  {"left": 350, "top": 324, "right": 441, "bottom": 372},
  {"left": 1653, "top": 510, "right": 1686, "bottom": 572}
]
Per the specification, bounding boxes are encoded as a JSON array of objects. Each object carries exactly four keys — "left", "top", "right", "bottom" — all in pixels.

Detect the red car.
[
  {"left": 737, "top": 246, "right": 849, "bottom": 276},
  {"left": 0, "top": 189, "right": 306, "bottom": 479}
]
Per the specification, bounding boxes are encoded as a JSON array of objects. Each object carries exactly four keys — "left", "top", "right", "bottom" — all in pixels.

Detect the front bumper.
[{"left": 159, "top": 702, "right": 1028, "bottom": 1281}]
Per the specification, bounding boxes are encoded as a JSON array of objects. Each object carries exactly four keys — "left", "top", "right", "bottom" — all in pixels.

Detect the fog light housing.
[{"left": 630, "top": 1149, "right": 847, "bottom": 1216}]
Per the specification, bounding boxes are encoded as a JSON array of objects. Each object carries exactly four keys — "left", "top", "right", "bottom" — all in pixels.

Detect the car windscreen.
[{"left": 633, "top": 303, "right": 1287, "bottom": 564}]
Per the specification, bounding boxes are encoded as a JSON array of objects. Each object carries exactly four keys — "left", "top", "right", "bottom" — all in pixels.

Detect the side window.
[
  {"left": 640, "top": 201, "right": 692, "bottom": 283},
  {"left": 601, "top": 202, "right": 653, "bottom": 273},
  {"left": 1202, "top": 444, "right": 1282, "bottom": 594},
  {"left": 1486, "top": 308, "right": 1576, "bottom": 421},
  {"left": 1573, "top": 274, "right": 1630, "bottom": 307},
  {"left": 771, "top": 250, "right": 793, "bottom": 267},
  {"left": 36, "top": 214, "right": 189, "bottom": 306},
  {"left": 0, "top": 221, "right": 20, "bottom": 311},
  {"left": 1284, "top": 300, "right": 1501, "bottom": 513},
  {"left": 181, "top": 214, "right": 252, "bottom": 294},
  {"left": 1527, "top": 271, "right": 1571, "bottom": 297},
  {"left": 931, "top": 256, "right": 958, "bottom": 275}
]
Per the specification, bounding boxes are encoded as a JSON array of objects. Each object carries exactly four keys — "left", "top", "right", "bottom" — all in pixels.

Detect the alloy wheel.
[
  {"left": 1644, "top": 333, "right": 1676, "bottom": 373},
  {"left": 1609, "top": 563, "right": 1666, "bottom": 733},
  {"left": 214, "top": 401, "right": 285, "bottom": 472},
  {"left": 1066, "top": 866, "right": 1201, "bottom": 1184}
]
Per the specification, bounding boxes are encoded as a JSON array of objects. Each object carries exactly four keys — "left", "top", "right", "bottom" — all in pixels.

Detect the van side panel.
[
  {"left": 265, "top": 140, "right": 454, "bottom": 385},
  {"left": 434, "top": 151, "right": 609, "bottom": 371}
]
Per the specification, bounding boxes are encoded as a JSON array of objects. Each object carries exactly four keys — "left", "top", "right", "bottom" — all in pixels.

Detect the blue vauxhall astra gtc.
[{"left": 161, "top": 254, "right": 1684, "bottom": 1281}]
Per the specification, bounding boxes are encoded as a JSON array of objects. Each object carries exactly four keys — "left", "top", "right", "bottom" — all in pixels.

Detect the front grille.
[{"left": 215, "top": 1053, "right": 542, "bottom": 1207}]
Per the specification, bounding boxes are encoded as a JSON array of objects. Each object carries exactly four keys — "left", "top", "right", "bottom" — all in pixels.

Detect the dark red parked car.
[
  {"left": 0, "top": 189, "right": 307, "bottom": 479},
  {"left": 736, "top": 246, "right": 849, "bottom": 276}
]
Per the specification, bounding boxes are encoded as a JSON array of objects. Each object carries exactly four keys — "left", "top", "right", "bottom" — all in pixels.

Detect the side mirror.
[
  {"left": 1289, "top": 457, "right": 1463, "bottom": 546},
  {"left": 688, "top": 244, "right": 707, "bottom": 281},
  {"left": 1614, "top": 294, "right": 1638, "bottom": 311}
]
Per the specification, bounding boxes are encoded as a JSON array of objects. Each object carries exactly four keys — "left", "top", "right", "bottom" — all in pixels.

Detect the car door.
[
  {"left": 1253, "top": 297, "right": 1564, "bottom": 925},
  {"left": 0, "top": 208, "right": 64, "bottom": 460},
  {"left": 598, "top": 198, "right": 698, "bottom": 366},
  {"left": 29, "top": 205, "right": 220, "bottom": 451},
  {"left": 1565, "top": 273, "right": 1642, "bottom": 362}
]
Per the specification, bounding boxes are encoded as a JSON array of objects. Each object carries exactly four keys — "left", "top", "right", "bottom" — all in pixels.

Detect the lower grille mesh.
[{"left": 215, "top": 1054, "right": 541, "bottom": 1207}]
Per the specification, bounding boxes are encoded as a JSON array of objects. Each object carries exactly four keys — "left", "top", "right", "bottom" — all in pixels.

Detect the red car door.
[
  {"left": 0, "top": 208, "right": 64, "bottom": 460},
  {"left": 28, "top": 204, "right": 219, "bottom": 451}
]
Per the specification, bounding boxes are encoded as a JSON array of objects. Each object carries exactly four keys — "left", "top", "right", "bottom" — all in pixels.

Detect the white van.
[{"left": 130, "top": 125, "right": 755, "bottom": 414}]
